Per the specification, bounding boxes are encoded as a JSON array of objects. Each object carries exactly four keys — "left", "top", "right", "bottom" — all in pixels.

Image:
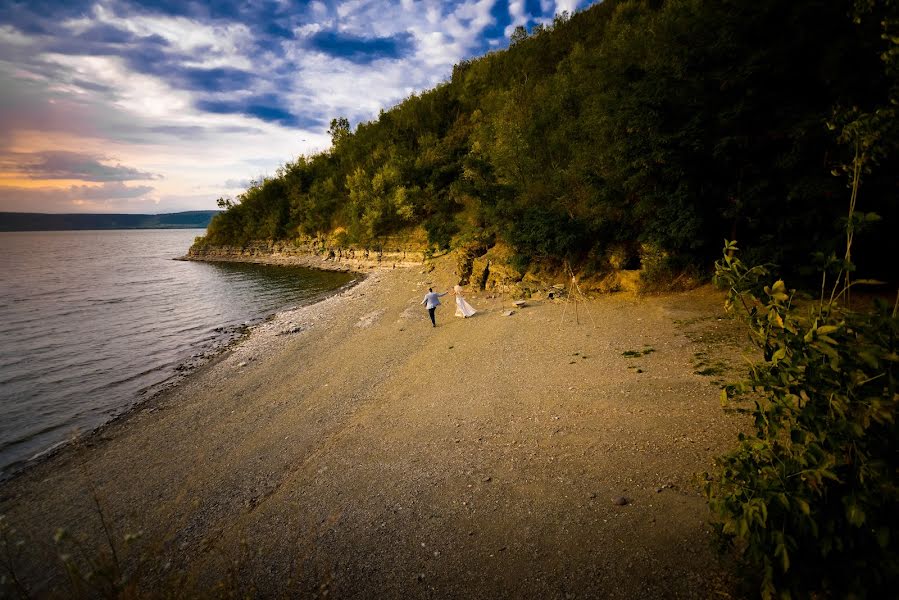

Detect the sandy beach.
[{"left": 0, "top": 256, "right": 750, "bottom": 598}]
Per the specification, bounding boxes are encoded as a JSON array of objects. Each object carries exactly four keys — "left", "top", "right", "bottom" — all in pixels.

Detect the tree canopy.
[{"left": 201, "top": 0, "right": 898, "bottom": 282}]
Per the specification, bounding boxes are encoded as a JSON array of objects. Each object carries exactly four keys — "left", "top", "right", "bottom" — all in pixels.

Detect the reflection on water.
[{"left": 0, "top": 229, "right": 355, "bottom": 476}]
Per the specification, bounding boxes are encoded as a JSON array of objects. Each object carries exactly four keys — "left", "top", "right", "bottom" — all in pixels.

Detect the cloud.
[
  {"left": 0, "top": 181, "right": 156, "bottom": 212},
  {"left": 1, "top": 1, "right": 528, "bottom": 138},
  {"left": 70, "top": 181, "right": 155, "bottom": 199},
  {"left": 147, "top": 123, "right": 260, "bottom": 137},
  {"left": 224, "top": 178, "right": 252, "bottom": 189},
  {"left": 505, "top": 0, "right": 582, "bottom": 37},
  {"left": 506, "top": 1, "right": 530, "bottom": 37},
  {"left": 1, "top": 151, "right": 161, "bottom": 182},
  {"left": 42, "top": 22, "right": 258, "bottom": 94},
  {"left": 0, "top": 0, "right": 95, "bottom": 35},
  {"left": 555, "top": 1, "right": 583, "bottom": 16},
  {"left": 123, "top": 0, "right": 242, "bottom": 21},
  {"left": 0, "top": 0, "right": 600, "bottom": 214}
]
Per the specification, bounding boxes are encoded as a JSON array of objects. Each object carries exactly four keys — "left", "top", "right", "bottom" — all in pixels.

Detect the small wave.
[
  {"left": 0, "top": 229, "right": 355, "bottom": 473},
  {"left": 86, "top": 297, "right": 128, "bottom": 305},
  {"left": 0, "top": 420, "right": 77, "bottom": 454}
]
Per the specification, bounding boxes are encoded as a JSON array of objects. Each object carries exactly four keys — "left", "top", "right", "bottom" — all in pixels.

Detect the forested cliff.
[{"left": 195, "top": 0, "right": 897, "bottom": 283}]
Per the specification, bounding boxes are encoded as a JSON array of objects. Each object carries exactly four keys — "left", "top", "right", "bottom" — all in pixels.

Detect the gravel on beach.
[{"left": 0, "top": 256, "right": 750, "bottom": 599}]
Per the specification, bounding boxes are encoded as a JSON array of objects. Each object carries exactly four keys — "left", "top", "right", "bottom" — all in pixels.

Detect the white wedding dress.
[{"left": 453, "top": 285, "right": 477, "bottom": 318}]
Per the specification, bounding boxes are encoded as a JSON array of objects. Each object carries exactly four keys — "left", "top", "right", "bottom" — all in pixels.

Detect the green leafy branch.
[{"left": 706, "top": 242, "right": 899, "bottom": 600}]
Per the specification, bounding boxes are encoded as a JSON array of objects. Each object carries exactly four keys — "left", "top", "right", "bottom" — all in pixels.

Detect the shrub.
[
  {"left": 424, "top": 214, "right": 458, "bottom": 251},
  {"left": 638, "top": 243, "right": 703, "bottom": 292},
  {"left": 706, "top": 241, "right": 899, "bottom": 599}
]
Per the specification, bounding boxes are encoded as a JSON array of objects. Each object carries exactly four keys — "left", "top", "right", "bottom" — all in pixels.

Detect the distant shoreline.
[{"left": 0, "top": 210, "right": 220, "bottom": 232}]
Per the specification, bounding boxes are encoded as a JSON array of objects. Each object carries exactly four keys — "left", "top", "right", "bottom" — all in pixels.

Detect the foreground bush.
[{"left": 706, "top": 241, "right": 898, "bottom": 598}]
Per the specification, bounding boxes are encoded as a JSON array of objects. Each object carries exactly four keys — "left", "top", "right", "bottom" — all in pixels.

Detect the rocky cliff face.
[
  {"left": 187, "top": 238, "right": 673, "bottom": 297},
  {"left": 464, "top": 243, "right": 644, "bottom": 298},
  {"left": 185, "top": 239, "right": 424, "bottom": 272}
]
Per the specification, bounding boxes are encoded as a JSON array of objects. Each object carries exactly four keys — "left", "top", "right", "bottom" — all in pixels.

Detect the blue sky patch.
[
  {"left": 307, "top": 30, "right": 415, "bottom": 64},
  {"left": 197, "top": 95, "right": 322, "bottom": 129},
  {"left": 177, "top": 67, "right": 257, "bottom": 93}
]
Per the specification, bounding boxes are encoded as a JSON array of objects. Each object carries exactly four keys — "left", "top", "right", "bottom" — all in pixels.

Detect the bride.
[{"left": 453, "top": 284, "right": 477, "bottom": 318}]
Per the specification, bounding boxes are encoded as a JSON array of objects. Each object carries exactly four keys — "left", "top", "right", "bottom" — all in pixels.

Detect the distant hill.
[{"left": 0, "top": 211, "right": 221, "bottom": 232}]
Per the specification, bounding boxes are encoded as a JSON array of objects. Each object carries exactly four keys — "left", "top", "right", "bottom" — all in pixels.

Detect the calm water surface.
[{"left": 0, "top": 230, "right": 355, "bottom": 477}]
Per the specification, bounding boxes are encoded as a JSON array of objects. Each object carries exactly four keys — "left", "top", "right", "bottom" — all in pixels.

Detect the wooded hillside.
[{"left": 197, "top": 0, "right": 898, "bottom": 283}]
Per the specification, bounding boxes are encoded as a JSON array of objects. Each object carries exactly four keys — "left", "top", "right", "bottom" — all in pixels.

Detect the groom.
[{"left": 421, "top": 287, "right": 447, "bottom": 327}]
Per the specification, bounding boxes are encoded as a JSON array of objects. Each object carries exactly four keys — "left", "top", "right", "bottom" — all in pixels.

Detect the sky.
[{"left": 0, "top": 0, "right": 592, "bottom": 214}]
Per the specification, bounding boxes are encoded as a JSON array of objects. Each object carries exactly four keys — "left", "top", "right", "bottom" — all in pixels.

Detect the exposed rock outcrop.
[{"left": 185, "top": 238, "right": 424, "bottom": 272}]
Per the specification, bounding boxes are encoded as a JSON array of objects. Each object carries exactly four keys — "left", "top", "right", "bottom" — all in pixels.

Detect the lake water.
[{"left": 0, "top": 229, "right": 355, "bottom": 477}]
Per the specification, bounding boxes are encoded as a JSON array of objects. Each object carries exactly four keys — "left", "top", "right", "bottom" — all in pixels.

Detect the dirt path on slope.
[{"left": 0, "top": 260, "right": 751, "bottom": 599}]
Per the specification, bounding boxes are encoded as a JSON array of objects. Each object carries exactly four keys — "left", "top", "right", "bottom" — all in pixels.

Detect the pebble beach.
[{"left": 0, "top": 254, "right": 750, "bottom": 598}]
